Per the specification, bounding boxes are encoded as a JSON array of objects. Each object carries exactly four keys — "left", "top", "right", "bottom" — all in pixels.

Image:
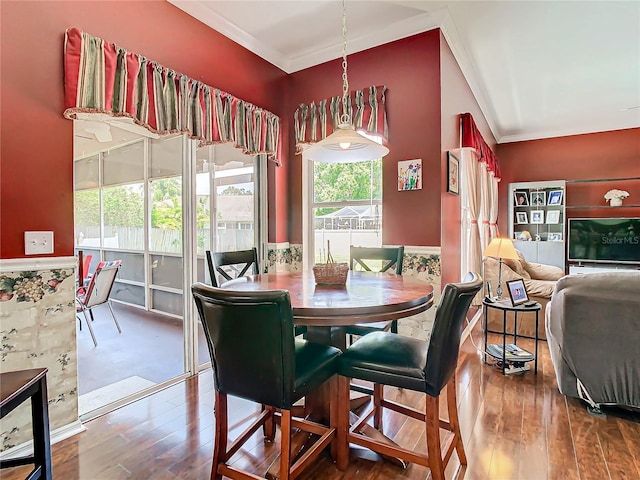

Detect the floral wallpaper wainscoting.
[
  {"left": 266, "top": 243, "right": 303, "bottom": 273},
  {"left": 0, "top": 258, "right": 79, "bottom": 452},
  {"left": 400, "top": 247, "right": 442, "bottom": 341}
]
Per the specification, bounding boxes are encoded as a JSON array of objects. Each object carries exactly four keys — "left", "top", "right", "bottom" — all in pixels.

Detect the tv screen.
[{"left": 568, "top": 218, "right": 640, "bottom": 264}]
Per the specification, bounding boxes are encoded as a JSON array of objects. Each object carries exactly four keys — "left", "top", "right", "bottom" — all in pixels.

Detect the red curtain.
[
  {"left": 63, "top": 28, "right": 282, "bottom": 164},
  {"left": 460, "top": 113, "right": 501, "bottom": 179}
]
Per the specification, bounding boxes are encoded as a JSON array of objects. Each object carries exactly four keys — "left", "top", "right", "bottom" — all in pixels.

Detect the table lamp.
[{"left": 483, "top": 237, "right": 519, "bottom": 299}]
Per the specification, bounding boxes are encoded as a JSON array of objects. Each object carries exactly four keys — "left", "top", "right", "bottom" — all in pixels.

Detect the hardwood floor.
[{"left": 4, "top": 322, "right": 639, "bottom": 479}]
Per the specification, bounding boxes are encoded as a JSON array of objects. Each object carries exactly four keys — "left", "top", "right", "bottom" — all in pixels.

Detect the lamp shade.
[
  {"left": 302, "top": 123, "right": 389, "bottom": 163},
  {"left": 483, "top": 237, "right": 519, "bottom": 260}
]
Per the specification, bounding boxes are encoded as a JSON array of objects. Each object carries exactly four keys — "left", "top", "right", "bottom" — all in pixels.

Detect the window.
[{"left": 305, "top": 139, "right": 383, "bottom": 268}]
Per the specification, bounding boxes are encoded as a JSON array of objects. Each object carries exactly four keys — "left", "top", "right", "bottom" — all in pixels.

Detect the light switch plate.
[{"left": 24, "top": 231, "right": 54, "bottom": 255}]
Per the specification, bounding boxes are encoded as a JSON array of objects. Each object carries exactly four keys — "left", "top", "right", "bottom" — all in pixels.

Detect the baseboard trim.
[{"left": 0, "top": 419, "right": 86, "bottom": 459}]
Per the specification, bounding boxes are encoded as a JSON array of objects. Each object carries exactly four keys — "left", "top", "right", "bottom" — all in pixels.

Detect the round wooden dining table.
[{"left": 223, "top": 269, "right": 434, "bottom": 348}]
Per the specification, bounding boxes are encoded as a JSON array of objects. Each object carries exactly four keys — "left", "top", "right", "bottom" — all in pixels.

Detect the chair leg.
[
  {"left": 391, "top": 320, "right": 398, "bottom": 334},
  {"left": 373, "top": 383, "right": 383, "bottom": 430},
  {"left": 336, "top": 375, "right": 350, "bottom": 471},
  {"left": 107, "top": 301, "right": 122, "bottom": 333},
  {"left": 426, "top": 394, "right": 445, "bottom": 480},
  {"left": 82, "top": 309, "right": 98, "bottom": 347},
  {"left": 279, "top": 409, "right": 292, "bottom": 480},
  {"left": 211, "top": 392, "right": 228, "bottom": 480},
  {"left": 447, "top": 375, "right": 467, "bottom": 465},
  {"left": 264, "top": 405, "right": 276, "bottom": 442}
]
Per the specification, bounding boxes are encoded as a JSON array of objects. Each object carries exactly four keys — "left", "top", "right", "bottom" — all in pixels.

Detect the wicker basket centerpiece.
[{"left": 312, "top": 241, "right": 349, "bottom": 285}]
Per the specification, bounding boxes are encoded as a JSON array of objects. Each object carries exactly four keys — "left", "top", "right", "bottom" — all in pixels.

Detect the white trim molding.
[
  {"left": 0, "top": 256, "right": 76, "bottom": 273},
  {"left": 397, "top": 246, "right": 442, "bottom": 256},
  {"left": 267, "top": 242, "right": 290, "bottom": 251}
]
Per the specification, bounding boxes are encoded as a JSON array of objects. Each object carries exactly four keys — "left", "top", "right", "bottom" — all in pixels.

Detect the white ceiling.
[{"left": 171, "top": 1, "right": 640, "bottom": 144}]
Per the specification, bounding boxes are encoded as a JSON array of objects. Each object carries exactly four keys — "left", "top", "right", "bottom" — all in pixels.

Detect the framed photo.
[
  {"left": 447, "top": 152, "right": 459, "bottom": 195},
  {"left": 516, "top": 212, "right": 528, "bottom": 224},
  {"left": 546, "top": 210, "right": 560, "bottom": 224},
  {"left": 506, "top": 279, "right": 529, "bottom": 306},
  {"left": 530, "top": 210, "right": 544, "bottom": 224},
  {"left": 548, "top": 232, "right": 563, "bottom": 241},
  {"left": 514, "top": 191, "right": 529, "bottom": 206},
  {"left": 530, "top": 191, "right": 546, "bottom": 206},
  {"left": 398, "top": 159, "right": 422, "bottom": 191},
  {"left": 548, "top": 190, "right": 564, "bottom": 206}
]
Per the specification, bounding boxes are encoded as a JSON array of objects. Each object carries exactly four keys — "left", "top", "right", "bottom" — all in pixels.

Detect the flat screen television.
[{"left": 568, "top": 218, "right": 640, "bottom": 264}]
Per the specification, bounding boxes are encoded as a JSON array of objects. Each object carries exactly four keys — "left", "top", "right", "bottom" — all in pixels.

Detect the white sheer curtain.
[
  {"left": 488, "top": 172, "right": 500, "bottom": 239},
  {"left": 462, "top": 148, "right": 482, "bottom": 278},
  {"left": 479, "top": 162, "right": 491, "bottom": 252}
]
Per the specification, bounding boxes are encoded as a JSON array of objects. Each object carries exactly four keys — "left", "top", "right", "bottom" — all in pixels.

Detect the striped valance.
[
  {"left": 63, "top": 28, "right": 281, "bottom": 164},
  {"left": 294, "top": 85, "right": 388, "bottom": 154}
]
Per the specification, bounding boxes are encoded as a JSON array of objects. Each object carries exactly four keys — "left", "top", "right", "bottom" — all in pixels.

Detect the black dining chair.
[
  {"left": 346, "top": 245, "right": 405, "bottom": 339},
  {"left": 336, "top": 273, "right": 483, "bottom": 480},
  {"left": 191, "top": 283, "right": 342, "bottom": 480},
  {"left": 206, "top": 248, "right": 306, "bottom": 337},
  {"left": 205, "top": 248, "right": 259, "bottom": 288}
]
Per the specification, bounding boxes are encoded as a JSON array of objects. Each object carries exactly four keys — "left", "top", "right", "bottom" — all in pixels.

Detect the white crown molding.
[
  {"left": 168, "top": 0, "right": 291, "bottom": 72},
  {"left": 498, "top": 121, "right": 640, "bottom": 144},
  {"left": 0, "top": 420, "right": 86, "bottom": 460},
  {"left": 289, "top": 10, "right": 444, "bottom": 74},
  {"left": 0, "top": 256, "right": 76, "bottom": 273},
  {"left": 438, "top": 10, "right": 502, "bottom": 144}
]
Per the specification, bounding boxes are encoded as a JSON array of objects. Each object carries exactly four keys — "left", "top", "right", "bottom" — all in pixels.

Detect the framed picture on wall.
[
  {"left": 447, "top": 151, "right": 459, "bottom": 195},
  {"left": 397, "top": 159, "right": 422, "bottom": 191}
]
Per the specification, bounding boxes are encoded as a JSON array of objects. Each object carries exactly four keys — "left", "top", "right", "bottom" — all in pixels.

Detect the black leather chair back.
[
  {"left": 192, "top": 283, "right": 296, "bottom": 408},
  {"left": 424, "top": 272, "right": 482, "bottom": 396},
  {"left": 350, "top": 246, "right": 404, "bottom": 275},
  {"left": 206, "top": 248, "right": 259, "bottom": 287}
]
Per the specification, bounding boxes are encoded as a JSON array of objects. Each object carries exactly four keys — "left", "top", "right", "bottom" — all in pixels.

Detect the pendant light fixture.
[{"left": 303, "top": 0, "right": 389, "bottom": 163}]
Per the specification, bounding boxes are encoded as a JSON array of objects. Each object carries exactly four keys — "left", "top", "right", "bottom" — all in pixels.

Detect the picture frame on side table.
[
  {"left": 447, "top": 152, "right": 459, "bottom": 195},
  {"left": 531, "top": 210, "right": 544, "bottom": 224},
  {"left": 546, "top": 210, "right": 560, "bottom": 224},
  {"left": 516, "top": 212, "right": 528, "bottom": 224},
  {"left": 548, "top": 190, "right": 564, "bottom": 205},
  {"left": 506, "top": 279, "right": 529, "bottom": 306}
]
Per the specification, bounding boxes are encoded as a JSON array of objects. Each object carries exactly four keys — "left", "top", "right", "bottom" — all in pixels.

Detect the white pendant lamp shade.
[
  {"left": 304, "top": 0, "right": 390, "bottom": 164},
  {"left": 303, "top": 123, "right": 389, "bottom": 163}
]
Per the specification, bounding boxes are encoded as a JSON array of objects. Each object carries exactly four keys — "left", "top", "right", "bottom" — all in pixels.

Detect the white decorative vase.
[{"left": 610, "top": 198, "right": 623, "bottom": 207}]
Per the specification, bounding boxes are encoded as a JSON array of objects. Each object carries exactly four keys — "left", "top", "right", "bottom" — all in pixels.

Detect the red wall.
[
  {"left": 287, "top": 31, "right": 442, "bottom": 246},
  {"left": 439, "top": 33, "right": 496, "bottom": 285},
  {"left": 0, "top": 1, "right": 288, "bottom": 259},
  {"left": 497, "top": 128, "right": 640, "bottom": 233}
]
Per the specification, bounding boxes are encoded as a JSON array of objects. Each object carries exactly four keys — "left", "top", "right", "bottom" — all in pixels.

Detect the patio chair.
[{"left": 76, "top": 260, "right": 122, "bottom": 347}]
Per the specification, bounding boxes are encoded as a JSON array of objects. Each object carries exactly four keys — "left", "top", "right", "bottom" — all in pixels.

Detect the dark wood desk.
[
  {"left": 0, "top": 368, "right": 52, "bottom": 480},
  {"left": 223, "top": 270, "right": 435, "bottom": 475}
]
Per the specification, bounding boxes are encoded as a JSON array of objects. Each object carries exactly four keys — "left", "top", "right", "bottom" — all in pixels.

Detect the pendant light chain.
[{"left": 341, "top": 0, "right": 351, "bottom": 125}]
